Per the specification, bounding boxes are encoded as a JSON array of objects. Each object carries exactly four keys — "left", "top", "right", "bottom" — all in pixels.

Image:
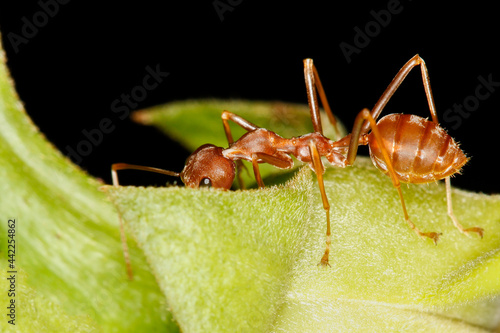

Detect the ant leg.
[
  {"left": 307, "top": 141, "right": 331, "bottom": 266},
  {"left": 303, "top": 59, "right": 323, "bottom": 134},
  {"left": 353, "top": 109, "right": 442, "bottom": 243},
  {"left": 303, "top": 59, "right": 341, "bottom": 139},
  {"left": 221, "top": 111, "right": 260, "bottom": 189},
  {"left": 359, "top": 54, "right": 439, "bottom": 136},
  {"left": 111, "top": 163, "right": 180, "bottom": 280},
  {"left": 221, "top": 111, "right": 259, "bottom": 144},
  {"left": 250, "top": 152, "right": 294, "bottom": 189},
  {"left": 345, "top": 109, "right": 370, "bottom": 166},
  {"left": 445, "top": 177, "right": 484, "bottom": 238},
  {"left": 251, "top": 155, "right": 265, "bottom": 188}
]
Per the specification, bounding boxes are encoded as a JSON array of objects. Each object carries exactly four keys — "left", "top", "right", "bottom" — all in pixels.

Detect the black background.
[{"left": 0, "top": 1, "right": 499, "bottom": 193}]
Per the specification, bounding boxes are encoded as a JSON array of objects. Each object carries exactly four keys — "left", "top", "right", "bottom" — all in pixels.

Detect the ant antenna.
[
  {"left": 111, "top": 163, "right": 180, "bottom": 279},
  {"left": 111, "top": 163, "right": 180, "bottom": 186}
]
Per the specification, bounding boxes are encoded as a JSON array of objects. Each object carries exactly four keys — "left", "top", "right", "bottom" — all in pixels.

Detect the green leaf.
[
  {"left": 106, "top": 157, "right": 500, "bottom": 332},
  {"left": 2, "top": 269, "right": 99, "bottom": 332},
  {"left": 133, "top": 99, "right": 345, "bottom": 188},
  {"left": 0, "top": 32, "right": 178, "bottom": 332}
]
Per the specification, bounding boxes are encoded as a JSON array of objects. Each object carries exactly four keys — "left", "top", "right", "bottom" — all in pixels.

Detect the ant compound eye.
[{"left": 199, "top": 177, "right": 212, "bottom": 188}]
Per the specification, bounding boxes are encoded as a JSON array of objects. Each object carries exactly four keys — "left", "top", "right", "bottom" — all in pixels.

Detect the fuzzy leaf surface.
[{"left": 107, "top": 158, "right": 500, "bottom": 332}]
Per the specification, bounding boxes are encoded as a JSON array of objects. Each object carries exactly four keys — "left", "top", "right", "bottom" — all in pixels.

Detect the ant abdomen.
[{"left": 367, "top": 114, "right": 468, "bottom": 184}]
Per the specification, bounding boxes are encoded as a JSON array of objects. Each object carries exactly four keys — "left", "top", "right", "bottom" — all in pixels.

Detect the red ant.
[{"left": 112, "top": 55, "right": 483, "bottom": 277}]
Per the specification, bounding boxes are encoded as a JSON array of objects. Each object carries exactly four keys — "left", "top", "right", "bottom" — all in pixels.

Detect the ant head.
[{"left": 180, "top": 144, "right": 235, "bottom": 190}]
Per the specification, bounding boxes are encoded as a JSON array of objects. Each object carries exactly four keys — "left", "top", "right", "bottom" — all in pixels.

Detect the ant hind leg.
[
  {"left": 351, "top": 109, "right": 442, "bottom": 244},
  {"left": 445, "top": 177, "right": 484, "bottom": 238}
]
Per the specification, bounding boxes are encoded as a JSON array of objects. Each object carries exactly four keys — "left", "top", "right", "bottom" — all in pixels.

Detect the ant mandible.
[{"left": 112, "top": 55, "right": 483, "bottom": 275}]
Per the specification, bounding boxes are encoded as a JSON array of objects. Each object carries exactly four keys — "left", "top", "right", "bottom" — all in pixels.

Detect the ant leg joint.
[{"left": 408, "top": 219, "right": 442, "bottom": 244}]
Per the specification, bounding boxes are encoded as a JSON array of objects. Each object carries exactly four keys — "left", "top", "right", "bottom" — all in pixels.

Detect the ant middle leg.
[
  {"left": 348, "top": 109, "right": 442, "bottom": 243},
  {"left": 308, "top": 141, "right": 332, "bottom": 266},
  {"left": 303, "top": 59, "right": 341, "bottom": 139}
]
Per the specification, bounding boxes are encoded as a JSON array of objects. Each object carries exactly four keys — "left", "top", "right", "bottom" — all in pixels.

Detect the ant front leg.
[
  {"left": 221, "top": 111, "right": 260, "bottom": 189},
  {"left": 348, "top": 109, "right": 441, "bottom": 244},
  {"left": 221, "top": 111, "right": 259, "bottom": 144},
  {"left": 303, "top": 59, "right": 341, "bottom": 139},
  {"left": 250, "top": 152, "right": 294, "bottom": 188}
]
